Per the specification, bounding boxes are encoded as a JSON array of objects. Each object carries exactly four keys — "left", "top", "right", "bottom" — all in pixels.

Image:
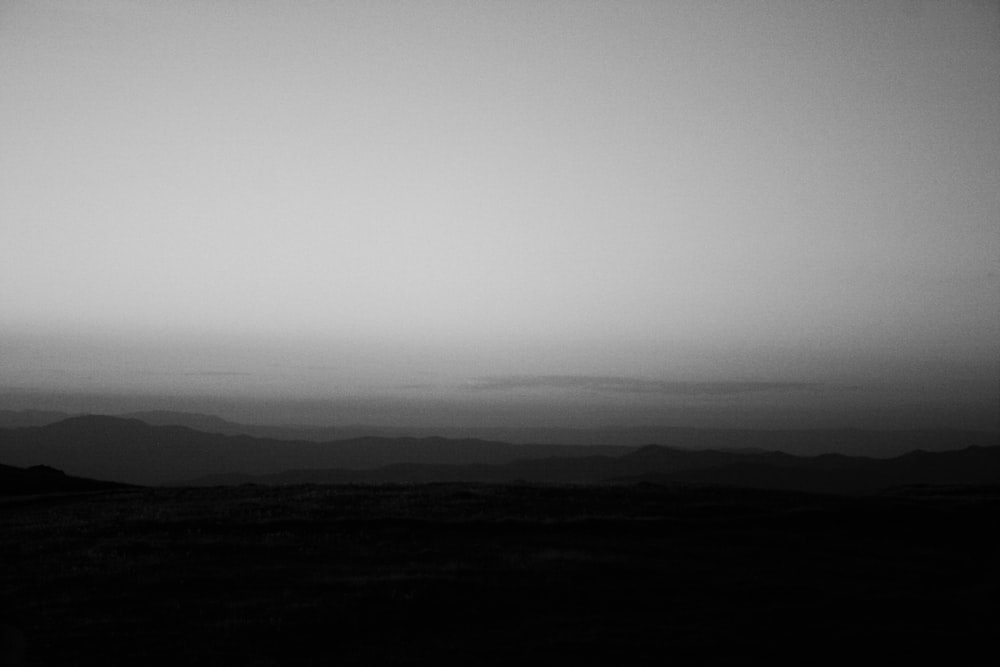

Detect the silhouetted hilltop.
[
  {"left": 118, "top": 411, "right": 465, "bottom": 443},
  {"left": 0, "top": 409, "right": 74, "bottom": 428},
  {"left": 123, "top": 410, "right": 239, "bottom": 433},
  {"left": 0, "top": 462, "right": 132, "bottom": 496}
]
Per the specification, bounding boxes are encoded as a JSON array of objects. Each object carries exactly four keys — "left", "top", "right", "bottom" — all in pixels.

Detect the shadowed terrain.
[
  {"left": 2, "top": 414, "right": 997, "bottom": 664},
  {"left": 1, "top": 483, "right": 997, "bottom": 666},
  {"left": 0, "top": 463, "right": 132, "bottom": 497}
]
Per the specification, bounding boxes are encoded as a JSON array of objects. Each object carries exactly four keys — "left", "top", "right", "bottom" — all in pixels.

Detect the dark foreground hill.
[
  {"left": 0, "top": 463, "right": 131, "bottom": 496},
  {"left": 1, "top": 483, "right": 997, "bottom": 666}
]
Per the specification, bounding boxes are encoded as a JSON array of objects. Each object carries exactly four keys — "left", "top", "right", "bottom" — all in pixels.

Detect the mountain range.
[
  {"left": 0, "top": 415, "right": 628, "bottom": 485},
  {"left": 0, "top": 414, "right": 996, "bottom": 493},
  {"left": 1, "top": 408, "right": 993, "bottom": 456}
]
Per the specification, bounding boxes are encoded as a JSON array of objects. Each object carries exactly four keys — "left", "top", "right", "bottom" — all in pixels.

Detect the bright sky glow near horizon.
[{"left": 2, "top": 1, "right": 998, "bottom": 429}]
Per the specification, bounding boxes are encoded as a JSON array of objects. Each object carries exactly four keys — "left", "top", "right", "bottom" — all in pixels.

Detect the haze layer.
[{"left": 2, "top": 1, "right": 997, "bottom": 428}]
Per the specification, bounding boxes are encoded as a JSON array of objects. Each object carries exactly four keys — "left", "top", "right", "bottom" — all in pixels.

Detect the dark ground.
[{"left": 1, "top": 483, "right": 997, "bottom": 666}]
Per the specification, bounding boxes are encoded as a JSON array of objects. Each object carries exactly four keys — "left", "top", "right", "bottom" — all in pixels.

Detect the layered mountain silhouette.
[
  {"left": 0, "top": 416, "right": 628, "bottom": 485},
  {"left": 117, "top": 414, "right": 1000, "bottom": 457},
  {"left": 184, "top": 443, "right": 1000, "bottom": 494},
  {"left": 0, "top": 415, "right": 996, "bottom": 492},
  {"left": 1, "top": 409, "right": 992, "bottom": 457}
]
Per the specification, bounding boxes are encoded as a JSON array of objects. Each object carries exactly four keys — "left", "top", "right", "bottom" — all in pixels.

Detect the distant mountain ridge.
[
  {"left": 181, "top": 443, "right": 1000, "bottom": 495},
  {"left": 617, "top": 445, "right": 1000, "bottom": 494},
  {"left": 0, "top": 416, "right": 631, "bottom": 485},
  {"left": 0, "top": 408, "right": 992, "bottom": 457},
  {"left": 114, "top": 414, "right": 1000, "bottom": 457},
  {"left": 1, "top": 415, "right": 996, "bottom": 493}
]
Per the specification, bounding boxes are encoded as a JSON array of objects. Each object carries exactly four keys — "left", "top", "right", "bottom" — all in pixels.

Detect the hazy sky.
[{"left": 2, "top": 1, "right": 997, "bottom": 428}]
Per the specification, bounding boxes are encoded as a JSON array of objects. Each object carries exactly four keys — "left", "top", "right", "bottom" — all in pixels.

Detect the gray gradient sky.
[{"left": 2, "top": 1, "right": 998, "bottom": 428}]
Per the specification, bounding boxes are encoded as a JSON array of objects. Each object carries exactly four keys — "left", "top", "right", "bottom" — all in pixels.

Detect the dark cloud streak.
[{"left": 469, "top": 376, "right": 820, "bottom": 396}]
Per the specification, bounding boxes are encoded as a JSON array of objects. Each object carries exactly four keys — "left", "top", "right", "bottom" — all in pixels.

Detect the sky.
[{"left": 1, "top": 0, "right": 998, "bottom": 429}]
